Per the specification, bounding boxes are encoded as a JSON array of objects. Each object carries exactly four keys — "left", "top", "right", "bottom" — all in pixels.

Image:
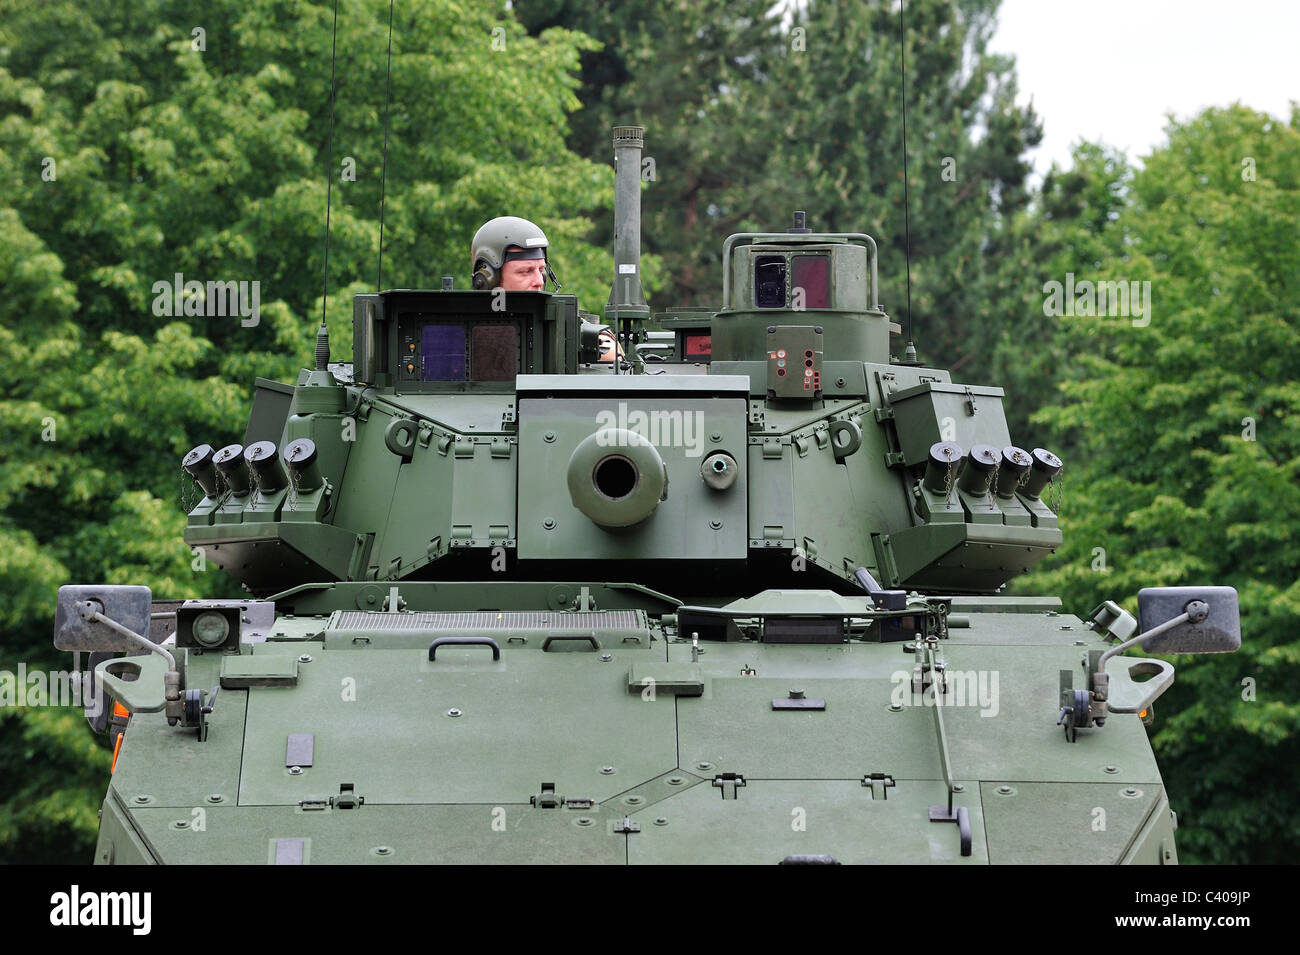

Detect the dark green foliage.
[
  {"left": 1017, "top": 105, "right": 1300, "bottom": 863},
  {"left": 986, "top": 142, "right": 1134, "bottom": 440},
  {"left": 516, "top": 0, "right": 1042, "bottom": 376},
  {"left": 0, "top": 707, "right": 111, "bottom": 864},
  {"left": 0, "top": 0, "right": 612, "bottom": 863}
]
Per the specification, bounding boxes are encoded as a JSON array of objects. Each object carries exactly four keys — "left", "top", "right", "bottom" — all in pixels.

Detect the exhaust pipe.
[{"left": 605, "top": 125, "right": 649, "bottom": 372}]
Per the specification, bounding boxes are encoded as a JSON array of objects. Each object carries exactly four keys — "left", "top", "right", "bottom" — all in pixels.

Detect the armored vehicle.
[{"left": 55, "top": 126, "right": 1241, "bottom": 864}]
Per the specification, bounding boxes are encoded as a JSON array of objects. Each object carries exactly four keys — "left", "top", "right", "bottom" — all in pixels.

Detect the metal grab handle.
[
  {"left": 541, "top": 632, "right": 600, "bottom": 652},
  {"left": 427, "top": 637, "right": 501, "bottom": 661},
  {"left": 956, "top": 806, "right": 972, "bottom": 856},
  {"left": 928, "top": 804, "right": 973, "bottom": 858}
]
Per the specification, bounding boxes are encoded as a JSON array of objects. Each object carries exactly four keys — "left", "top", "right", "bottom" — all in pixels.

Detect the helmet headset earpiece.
[{"left": 472, "top": 262, "right": 496, "bottom": 290}]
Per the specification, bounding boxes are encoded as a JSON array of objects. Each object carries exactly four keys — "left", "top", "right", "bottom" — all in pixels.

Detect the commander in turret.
[
  {"left": 471, "top": 215, "right": 625, "bottom": 362},
  {"left": 471, "top": 216, "right": 551, "bottom": 291}
]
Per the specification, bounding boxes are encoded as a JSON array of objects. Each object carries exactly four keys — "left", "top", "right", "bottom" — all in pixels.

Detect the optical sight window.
[
  {"left": 419, "top": 322, "right": 521, "bottom": 381},
  {"left": 421, "top": 324, "right": 466, "bottom": 381},
  {"left": 792, "top": 255, "right": 830, "bottom": 308},
  {"left": 755, "top": 256, "right": 787, "bottom": 308},
  {"left": 471, "top": 324, "right": 519, "bottom": 381}
]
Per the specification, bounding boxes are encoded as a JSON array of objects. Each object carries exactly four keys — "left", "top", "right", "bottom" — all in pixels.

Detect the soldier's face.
[{"left": 500, "top": 258, "right": 547, "bottom": 291}]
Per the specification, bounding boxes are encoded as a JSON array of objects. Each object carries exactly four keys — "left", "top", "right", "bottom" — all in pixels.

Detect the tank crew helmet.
[{"left": 471, "top": 216, "right": 554, "bottom": 290}]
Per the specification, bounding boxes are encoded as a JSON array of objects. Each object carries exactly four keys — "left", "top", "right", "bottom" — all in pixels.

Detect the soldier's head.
[{"left": 471, "top": 216, "right": 550, "bottom": 291}]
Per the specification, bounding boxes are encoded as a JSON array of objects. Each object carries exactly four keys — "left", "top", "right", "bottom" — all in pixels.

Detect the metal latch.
[
  {"left": 614, "top": 817, "right": 641, "bottom": 834},
  {"left": 712, "top": 772, "right": 746, "bottom": 799},
  {"left": 531, "top": 782, "right": 560, "bottom": 809},
  {"left": 861, "top": 773, "right": 896, "bottom": 800},
  {"left": 331, "top": 783, "right": 363, "bottom": 810}
]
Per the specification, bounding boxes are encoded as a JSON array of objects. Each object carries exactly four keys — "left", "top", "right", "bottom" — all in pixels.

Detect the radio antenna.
[
  {"left": 377, "top": 0, "right": 395, "bottom": 290},
  {"left": 898, "top": 0, "right": 918, "bottom": 362},
  {"left": 320, "top": 0, "right": 342, "bottom": 332}
]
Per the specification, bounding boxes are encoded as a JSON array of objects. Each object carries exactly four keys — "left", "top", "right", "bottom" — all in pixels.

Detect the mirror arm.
[
  {"left": 77, "top": 600, "right": 176, "bottom": 670},
  {"left": 1098, "top": 610, "right": 1189, "bottom": 674}
]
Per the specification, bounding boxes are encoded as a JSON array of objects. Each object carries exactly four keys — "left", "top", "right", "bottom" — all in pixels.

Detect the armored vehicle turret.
[{"left": 55, "top": 125, "right": 1240, "bottom": 865}]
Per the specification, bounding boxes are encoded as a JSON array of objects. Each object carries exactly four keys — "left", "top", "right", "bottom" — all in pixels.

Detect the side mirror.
[
  {"left": 1137, "top": 586, "right": 1241, "bottom": 654},
  {"left": 54, "top": 585, "right": 153, "bottom": 652}
]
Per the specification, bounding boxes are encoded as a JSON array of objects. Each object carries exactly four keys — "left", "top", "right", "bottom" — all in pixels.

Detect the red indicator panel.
[
  {"left": 471, "top": 324, "right": 519, "bottom": 381},
  {"left": 684, "top": 332, "right": 712, "bottom": 361},
  {"left": 792, "top": 256, "right": 830, "bottom": 309}
]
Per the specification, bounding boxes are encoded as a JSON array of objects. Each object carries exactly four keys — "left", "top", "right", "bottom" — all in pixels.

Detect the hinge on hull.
[
  {"left": 711, "top": 773, "right": 746, "bottom": 799},
  {"left": 531, "top": 782, "right": 560, "bottom": 809},
  {"left": 861, "top": 773, "right": 896, "bottom": 800},
  {"left": 331, "top": 783, "right": 363, "bottom": 810}
]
